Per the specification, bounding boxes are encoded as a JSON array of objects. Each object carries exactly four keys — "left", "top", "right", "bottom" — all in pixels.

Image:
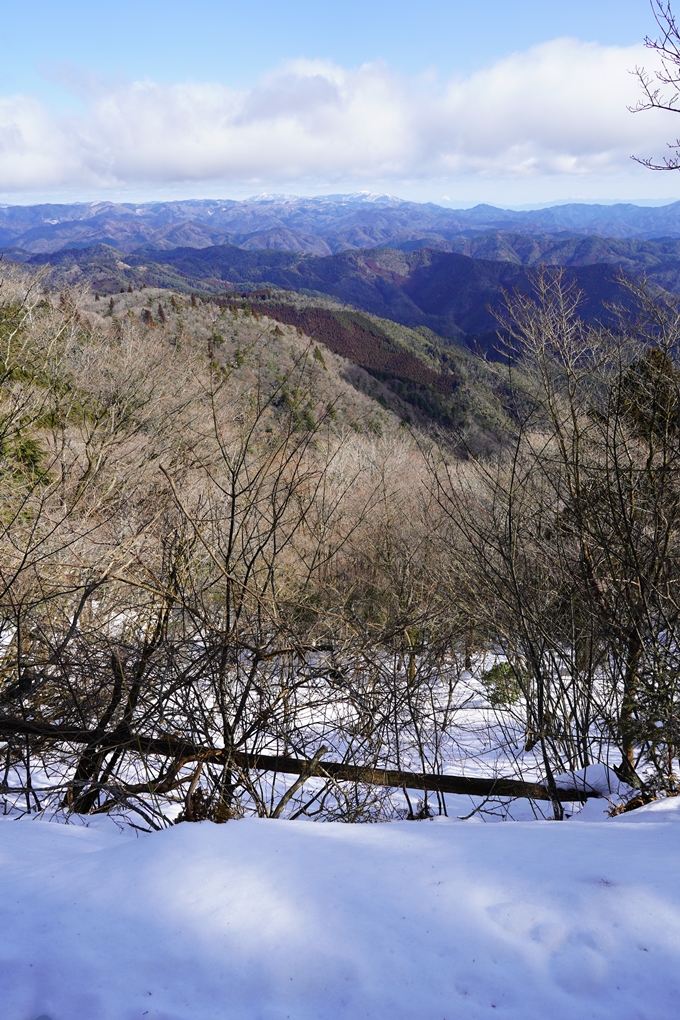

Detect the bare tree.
[
  {"left": 631, "top": 1, "right": 680, "bottom": 169},
  {"left": 431, "top": 270, "right": 680, "bottom": 809},
  {"left": 0, "top": 275, "right": 599, "bottom": 825}
]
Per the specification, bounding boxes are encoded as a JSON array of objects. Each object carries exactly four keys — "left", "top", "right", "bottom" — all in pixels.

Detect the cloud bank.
[{"left": 0, "top": 39, "right": 672, "bottom": 194}]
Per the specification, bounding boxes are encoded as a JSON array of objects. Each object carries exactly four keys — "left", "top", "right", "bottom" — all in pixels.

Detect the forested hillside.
[
  {"left": 10, "top": 242, "right": 645, "bottom": 355},
  {"left": 7, "top": 0, "right": 680, "bottom": 1014},
  {"left": 1, "top": 263, "right": 679, "bottom": 827}
]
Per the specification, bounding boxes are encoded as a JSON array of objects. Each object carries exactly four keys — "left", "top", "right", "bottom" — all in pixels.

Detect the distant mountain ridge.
[
  {"left": 5, "top": 194, "right": 680, "bottom": 256},
  {"left": 10, "top": 242, "right": 643, "bottom": 357}
]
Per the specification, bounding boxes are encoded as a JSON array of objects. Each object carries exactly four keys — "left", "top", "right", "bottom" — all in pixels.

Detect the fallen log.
[{"left": 0, "top": 714, "right": 599, "bottom": 802}]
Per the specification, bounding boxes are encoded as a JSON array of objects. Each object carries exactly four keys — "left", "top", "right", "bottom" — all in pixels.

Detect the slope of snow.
[{"left": 2, "top": 810, "right": 679, "bottom": 1020}]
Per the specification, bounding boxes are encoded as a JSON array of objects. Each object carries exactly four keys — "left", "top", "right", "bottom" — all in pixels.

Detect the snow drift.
[{"left": 3, "top": 805, "right": 680, "bottom": 1020}]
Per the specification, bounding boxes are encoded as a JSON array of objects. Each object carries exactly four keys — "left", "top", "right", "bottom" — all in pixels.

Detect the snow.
[
  {"left": 554, "top": 763, "right": 633, "bottom": 798},
  {"left": 2, "top": 809, "right": 680, "bottom": 1020},
  {"left": 610, "top": 795, "right": 680, "bottom": 824}
]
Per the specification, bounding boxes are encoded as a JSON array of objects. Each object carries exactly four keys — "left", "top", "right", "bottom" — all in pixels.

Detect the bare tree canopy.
[
  {"left": 1, "top": 265, "right": 679, "bottom": 827},
  {"left": 632, "top": 1, "right": 680, "bottom": 169}
]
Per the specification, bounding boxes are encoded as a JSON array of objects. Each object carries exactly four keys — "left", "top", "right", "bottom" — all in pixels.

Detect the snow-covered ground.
[{"left": 3, "top": 800, "right": 680, "bottom": 1020}]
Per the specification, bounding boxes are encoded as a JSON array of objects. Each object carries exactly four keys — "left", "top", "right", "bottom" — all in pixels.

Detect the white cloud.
[{"left": 0, "top": 39, "right": 674, "bottom": 194}]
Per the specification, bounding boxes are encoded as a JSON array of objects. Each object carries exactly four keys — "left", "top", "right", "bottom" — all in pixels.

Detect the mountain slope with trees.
[
  {"left": 1, "top": 263, "right": 679, "bottom": 828},
  {"left": 13, "top": 243, "right": 647, "bottom": 356}
]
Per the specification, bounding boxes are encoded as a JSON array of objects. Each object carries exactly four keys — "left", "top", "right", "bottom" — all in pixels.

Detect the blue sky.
[
  {"left": 0, "top": 0, "right": 677, "bottom": 206},
  {"left": 3, "top": 1, "right": 653, "bottom": 94}
]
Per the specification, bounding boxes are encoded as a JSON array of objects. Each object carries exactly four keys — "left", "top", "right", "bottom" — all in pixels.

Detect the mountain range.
[
  {"left": 5, "top": 194, "right": 680, "bottom": 257},
  {"left": 5, "top": 194, "right": 680, "bottom": 361},
  {"left": 10, "top": 242, "right": 643, "bottom": 357}
]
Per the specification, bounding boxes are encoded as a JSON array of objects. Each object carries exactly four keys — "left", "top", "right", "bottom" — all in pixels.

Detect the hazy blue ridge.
[{"left": 4, "top": 195, "right": 680, "bottom": 257}]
